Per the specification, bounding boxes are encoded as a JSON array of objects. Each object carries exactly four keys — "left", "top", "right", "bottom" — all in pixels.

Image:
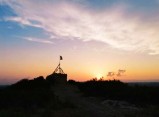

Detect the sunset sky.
[{"left": 0, "top": 0, "right": 159, "bottom": 84}]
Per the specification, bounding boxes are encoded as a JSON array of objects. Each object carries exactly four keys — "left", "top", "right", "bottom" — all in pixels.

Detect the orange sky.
[{"left": 1, "top": 44, "right": 159, "bottom": 84}]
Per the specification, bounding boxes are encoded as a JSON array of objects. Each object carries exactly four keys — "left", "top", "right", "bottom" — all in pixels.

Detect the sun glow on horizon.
[{"left": 95, "top": 73, "right": 103, "bottom": 80}]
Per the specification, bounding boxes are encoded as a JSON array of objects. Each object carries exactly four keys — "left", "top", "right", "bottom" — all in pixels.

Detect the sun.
[{"left": 96, "top": 73, "right": 103, "bottom": 80}]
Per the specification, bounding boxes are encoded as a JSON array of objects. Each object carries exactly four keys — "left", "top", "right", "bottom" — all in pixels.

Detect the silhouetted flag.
[{"left": 60, "top": 56, "right": 63, "bottom": 60}]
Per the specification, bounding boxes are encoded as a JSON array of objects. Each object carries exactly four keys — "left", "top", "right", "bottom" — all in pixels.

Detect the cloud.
[
  {"left": 1, "top": 0, "right": 159, "bottom": 55},
  {"left": 4, "top": 17, "right": 42, "bottom": 28},
  {"left": 23, "top": 37, "right": 54, "bottom": 44}
]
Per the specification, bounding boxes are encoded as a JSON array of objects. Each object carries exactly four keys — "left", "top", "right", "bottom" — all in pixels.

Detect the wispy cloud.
[
  {"left": 1, "top": 0, "right": 159, "bottom": 55},
  {"left": 4, "top": 17, "right": 42, "bottom": 28},
  {"left": 23, "top": 37, "right": 54, "bottom": 44}
]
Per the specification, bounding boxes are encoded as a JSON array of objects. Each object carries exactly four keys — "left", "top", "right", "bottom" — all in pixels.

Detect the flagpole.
[{"left": 59, "top": 55, "right": 61, "bottom": 67}]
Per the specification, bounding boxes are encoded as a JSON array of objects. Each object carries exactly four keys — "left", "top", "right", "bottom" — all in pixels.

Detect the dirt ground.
[{"left": 51, "top": 84, "right": 140, "bottom": 117}]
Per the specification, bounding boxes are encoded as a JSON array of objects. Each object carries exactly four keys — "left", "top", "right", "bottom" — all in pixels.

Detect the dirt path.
[
  {"left": 52, "top": 84, "right": 107, "bottom": 117},
  {"left": 51, "top": 84, "right": 139, "bottom": 117}
]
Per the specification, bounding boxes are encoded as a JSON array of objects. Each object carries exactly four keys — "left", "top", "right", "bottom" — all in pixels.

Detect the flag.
[{"left": 60, "top": 56, "right": 63, "bottom": 60}]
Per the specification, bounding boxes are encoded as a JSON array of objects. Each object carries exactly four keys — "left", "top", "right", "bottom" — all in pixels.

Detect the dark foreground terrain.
[{"left": 0, "top": 77, "right": 159, "bottom": 117}]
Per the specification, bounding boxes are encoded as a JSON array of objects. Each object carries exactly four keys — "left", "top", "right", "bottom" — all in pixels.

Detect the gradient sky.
[{"left": 0, "top": 0, "right": 159, "bottom": 84}]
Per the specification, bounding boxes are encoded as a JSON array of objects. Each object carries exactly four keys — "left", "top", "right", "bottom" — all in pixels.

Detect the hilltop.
[{"left": 0, "top": 76, "right": 159, "bottom": 117}]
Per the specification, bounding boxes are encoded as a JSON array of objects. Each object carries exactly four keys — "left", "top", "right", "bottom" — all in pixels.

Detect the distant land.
[{"left": 128, "top": 82, "right": 159, "bottom": 87}]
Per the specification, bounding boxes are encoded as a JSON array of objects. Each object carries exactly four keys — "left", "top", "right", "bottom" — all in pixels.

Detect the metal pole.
[{"left": 59, "top": 56, "right": 61, "bottom": 73}]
